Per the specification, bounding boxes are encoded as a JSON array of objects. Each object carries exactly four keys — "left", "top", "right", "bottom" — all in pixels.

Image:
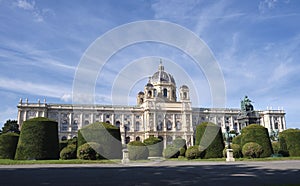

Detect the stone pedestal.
[
  {"left": 122, "top": 149, "right": 130, "bottom": 164},
  {"left": 226, "top": 149, "right": 235, "bottom": 162}
]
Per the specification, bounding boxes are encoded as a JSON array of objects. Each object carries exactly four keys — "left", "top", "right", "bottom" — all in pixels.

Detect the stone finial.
[
  {"left": 44, "top": 98, "right": 46, "bottom": 104},
  {"left": 25, "top": 98, "right": 28, "bottom": 104},
  {"left": 19, "top": 98, "right": 22, "bottom": 104}
]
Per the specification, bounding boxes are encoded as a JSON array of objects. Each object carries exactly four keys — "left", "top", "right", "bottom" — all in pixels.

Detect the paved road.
[{"left": 1, "top": 160, "right": 300, "bottom": 185}]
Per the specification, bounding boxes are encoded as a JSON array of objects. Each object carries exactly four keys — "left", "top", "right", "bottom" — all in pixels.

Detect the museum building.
[{"left": 17, "top": 62, "right": 286, "bottom": 147}]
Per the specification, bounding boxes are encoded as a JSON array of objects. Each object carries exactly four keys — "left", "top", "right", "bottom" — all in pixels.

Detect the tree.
[{"left": 2, "top": 120, "right": 20, "bottom": 134}]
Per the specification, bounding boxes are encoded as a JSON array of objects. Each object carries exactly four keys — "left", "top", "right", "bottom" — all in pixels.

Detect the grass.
[
  {"left": 1, "top": 157, "right": 300, "bottom": 165},
  {"left": 0, "top": 159, "right": 120, "bottom": 165}
]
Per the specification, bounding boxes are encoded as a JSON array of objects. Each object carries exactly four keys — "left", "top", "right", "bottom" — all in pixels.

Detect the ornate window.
[
  {"left": 157, "top": 121, "right": 163, "bottom": 131},
  {"left": 176, "top": 121, "right": 182, "bottom": 130},
  {"left": 167, "top": 120, "right": 172, "bottom": 130},
  {"left": 163, "top": 88, "right": 168, "bottom": 97},
  {"left": 135, "top": 121, "right": 140, "bottom": 131},
  {"left": 115, "top": 121, "right": 120, "bottom": 128}
]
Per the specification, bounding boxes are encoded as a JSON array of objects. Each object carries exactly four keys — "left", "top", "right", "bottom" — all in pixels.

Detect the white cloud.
[
  {"left": 0, "top": 77, "right": 71, "bottom": 100},
  {"left": 15, "top": 0, "right": 35, "bottom": 10},
  {"left": 258, "top": 0, "right": 278, "bottom": 13},
  {"left": 13, "top": 0, "right": 54, "bottom": 22}
]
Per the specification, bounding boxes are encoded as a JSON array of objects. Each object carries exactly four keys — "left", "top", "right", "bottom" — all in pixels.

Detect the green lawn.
[{"left": 1, "top": 157, "right": 300, "bottom": 165}]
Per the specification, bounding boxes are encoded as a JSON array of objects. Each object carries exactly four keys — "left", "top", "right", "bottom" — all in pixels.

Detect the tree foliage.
[
  {"left": 242, "top": 142, "right": 263, "bottom": 158},
  {"left": 1, "top": 120, "right": 20, "bottom": 134}
]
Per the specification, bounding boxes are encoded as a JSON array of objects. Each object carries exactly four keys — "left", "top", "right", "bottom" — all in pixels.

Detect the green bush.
[
  {"left": 271, "top": 141, "right": 280, "bottom": 154},
  {"left": 143, "top": 136, "right": 163, "bottom": 157},
  {"left": 77, "top": 142, "right": 103, "bottom": 160},
  {"left": 232, "top": 134, "right": 242, "bottom": 145},
  {"left": 15, "top": 117, "right": 59, "bottom": 160},
  {"left": 185, "top": 146, "right": 202, "bottom": 160},
  {"left": 223, "top": 144, "right": 242, "bottom": 158},
  {"left": 0, "top": 133, "right": 19, "bottom": 159},
  {"left": 68, "top": 137, "right": 78, "bottom": 146},
  {"left": 77, "top": 122, "right": 122, "bottom": 159},
  {"left": 240, "top": 124, "right": 273, "bottom": 158},
  {"left": 163, "top": 144, "right": 180, "bottom": 158},
  {"left": 279, "top": 129, "right": 300, "bottom": 157},
  {"left": 195, "top": 122, "right": 225, "bottom": 159},
  {"left": 60, "top": 144, "right": 77, "bottom": 160},
  {"left": 179, "top": 147, "right": 186, "bottom": 156},
  {"left": 127, "top": 141, "right": 149, "bottom": 160},
  {"left": 59, "top": 141, "right": 68, "bottom": 152},
  {"left": 242, "top": 142, "right": 263, "bottom": 158}
]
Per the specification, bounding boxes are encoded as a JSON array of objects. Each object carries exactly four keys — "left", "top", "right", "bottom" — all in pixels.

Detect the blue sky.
[{"left": 0, "top": 0, "right": 299, "bottom": 129}]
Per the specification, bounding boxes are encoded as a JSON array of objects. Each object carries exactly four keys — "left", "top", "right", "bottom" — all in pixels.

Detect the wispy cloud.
[{"left": 13, "top": 0, "right": 54, "bottom": 22}]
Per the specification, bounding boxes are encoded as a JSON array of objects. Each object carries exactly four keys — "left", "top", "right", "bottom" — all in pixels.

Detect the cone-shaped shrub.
[
  {"left": 77, "top": 122, "right": 122, "bottom": 159},
  {"left": 15, "top": 117, "right": 59, "bottom": 160},
  {"left": 0, "top": 133, "right": 19, "bottom": 159},
  {"left": 279, "top": 129, "right": 300, "bottom": 157},
  {"left": 240, "top": 124, "right": 273, "bottom": 158},
  {"left": 143, "top": 136, "right": 163, "bottom": 157},
  {"left": 127, "top": 141, "right": 149, "bottom": 160},
  {"left": 195, "top": 122, "right": 225, "bottom": 159}
]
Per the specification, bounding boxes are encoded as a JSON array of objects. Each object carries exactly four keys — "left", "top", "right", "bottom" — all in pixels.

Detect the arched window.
[
  {"left": 115, "top": 121, "right": 120, "bottom": 128},
  {"left": 157, "top": 121, "right": 163, "bottom": 131},
  {"left": 176, "top": 121, "right": 181, "bottom": 130},
  {"left": 106, "top": 121, "right": 110, "bottom": 124},
  {"left": 61, "top": 136, "right": 67, "bottom": 141},
  {"left": 135, "top": 121, "right": 140, "bottom": 131},
  {"left": 167, "top": 120, "right": 172, "bottom": 130},
  {"left": 84, "top": 120, "right": 89, "bottom": 126},
  {"left": 275, "top": 122, "right": 279, "bottom": 130},
  {"left": 136, "top": 136, "right": 140, "bottom": 141},
  {"left": 148, "top": 90, "right": 152, "bottom": 98},
  {"left": 153, "top": 89, "right": 157, "bottom": 97},
  {"left": 183, "top": 92, "right": 187, "bottom": 99},
  {"left": 163, "top": 88, "right": 168, "bottom": 97}
]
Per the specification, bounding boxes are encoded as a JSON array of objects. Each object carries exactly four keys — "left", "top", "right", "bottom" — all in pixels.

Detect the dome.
[
  {"left": 180, "top": 85, "right": 189, "bottom": 89},
  {"left": 150, "top": 62, "right": 175, "bottom": 85},
  {"left": 138, "top": 91, "right": 144, "bottom": 95}
]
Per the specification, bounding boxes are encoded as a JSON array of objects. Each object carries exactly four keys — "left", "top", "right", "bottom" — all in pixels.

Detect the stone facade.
[{"left": 17, "top": 63, "right": 286, "bottom": 147}]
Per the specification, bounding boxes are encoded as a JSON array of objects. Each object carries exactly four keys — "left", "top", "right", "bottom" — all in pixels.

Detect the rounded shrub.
[
  {"left": 279, "top": 129, "right": 300, "bottom": 157},
  {"left": 127, "top": 141, "right": 149, "bottom": 160},
  {"left": 78, "top": 122, "right": 122, "bottom": 159},
  {"left": 195, "top": 122, "right": 225, "bottom": 159},
  {"left": 163, "top": 144, "right": 180, "bottom": 158},
  {"left": 77, "top": 142, "right": 103, "bottom": 160},
  {"left": 223, "top": 144, "right": 242, "bottom": 158},
  {"left": 15, "top": 117, "right": 59, "bottom": 160},
  {"left": 143, "top": 136, "right": 163, "bottom": 157},
  {"left": 59, "top": 141, "right": 68, "bottom": 152},
  {"left": 240, "top": 124, "right": 273, "bottom": 158},
  {"left": 242, "top": 142, "right": 263, "bottom": 158},
  {"left": 0, "top": 133, "right": 19, "bottom": 159},
  {"left": 60, "top": 144, "right": 77, "bottom": 160},
  {"left": 185, "top": 146, "right": 202, "bottom": 160},
  {"left": 232, "top": 134, "right": 242, "bottom": 145}
]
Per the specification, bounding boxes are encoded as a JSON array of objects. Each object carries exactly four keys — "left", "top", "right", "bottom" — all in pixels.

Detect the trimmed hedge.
[
  {"left": 127, "top": 141, "right": 149, "bottom": 160},
  {"left": 195, "top": 122, "right": 225, "bottom": 159},
  {"left": 242, "top": 142, "right": 263, "bottom": 158},
  {"left": 163, "top": 144, "right": 180, "bottom": 158},
  {"left": 15, "top": 117, "right": 59, "bottom": 160},
  {"left": 185, "top": 146, "right": 202, "bottom": 160},
  {"left": 223, "top": 144, "right": 242, "bottom": 158},
  {"left": 232, "top": 134, "right": 242, "bottom": 145},
  {"left": 77, "top": 122, "right": 122, "bottom": 159},
  {"left": 163, "top": 138, "right": 187, "bottom": 158},
  {"left": 77, "top": 142, "right": 103, "bottom": 160},
  {"left": 0, "top": 133, "right": 19, "bottom": 159},
  {"left": 143, "top": 136, "right": 163, "bottom": 157},
  {"left": 279, "top": 129, "right": 300, "bottom": 157},
  {"left": 60, "top": 144, "right": 77, "bottom": 160},
  {"left": 240, "top": 124, "right": 273, "bottom": 158}
]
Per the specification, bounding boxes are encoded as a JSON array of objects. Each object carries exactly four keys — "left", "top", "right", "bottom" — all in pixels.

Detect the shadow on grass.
[{"left": 1, "top": 163, "right": 299, "bottom": 185}]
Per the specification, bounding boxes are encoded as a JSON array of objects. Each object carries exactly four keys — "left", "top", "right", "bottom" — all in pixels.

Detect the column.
[{"left": 172, "top": 114, "right": 176, "bottom": 131}]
